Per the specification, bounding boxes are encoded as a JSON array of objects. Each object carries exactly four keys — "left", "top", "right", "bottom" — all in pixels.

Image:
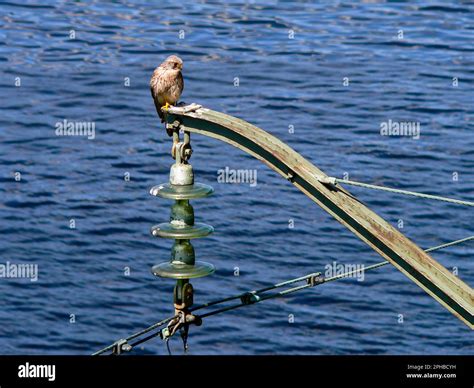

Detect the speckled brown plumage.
[{"left": 150, "top": 55, "right": 184, "bottom": 122}]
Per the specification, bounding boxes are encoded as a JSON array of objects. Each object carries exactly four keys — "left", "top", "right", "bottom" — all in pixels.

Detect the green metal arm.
[{"left": 164, "top": 104, "right": 473, "bottom": 329}]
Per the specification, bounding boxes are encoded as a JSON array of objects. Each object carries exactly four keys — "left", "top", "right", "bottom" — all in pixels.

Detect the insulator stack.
[{"left": 150, "top": 129, "right": 214, "bottom": 320}]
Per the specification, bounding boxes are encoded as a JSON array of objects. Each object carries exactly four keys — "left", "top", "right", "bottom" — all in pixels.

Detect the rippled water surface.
[{"left": 0, "top": 1, "right": 473, "bottom": 355}]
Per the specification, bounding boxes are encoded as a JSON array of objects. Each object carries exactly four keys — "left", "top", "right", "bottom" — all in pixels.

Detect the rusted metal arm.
[{"left": 164, "top": 104, "right": 473, "bottom": 329}]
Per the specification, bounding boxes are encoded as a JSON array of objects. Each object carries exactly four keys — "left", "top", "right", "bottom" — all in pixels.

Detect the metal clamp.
[
  {"left": 166, "top": 119, "right": 181, "bottom": 137},
  {"left": 307, "top": 274, "right": 325, "bottom": 287},
  {"left": 160, "top": 311, "right": 202, "bottom": 341},
  {"left": 240, "top": 292, "right": 260, "bottom": 305},
  {"left": 111, "top": 339, "right": 132, "bottom": 355},
  {"left": 174, "top": 282, "right": 194, "bottom": 310},
  {"left": 170, "top": 125, "right": 193, "bottom": 162},
  {"left": 174, "top": 142, "right": 192, "bottom": 163},
  {"left": 318, "top": 176, "right": 337, "bottom": 185}
]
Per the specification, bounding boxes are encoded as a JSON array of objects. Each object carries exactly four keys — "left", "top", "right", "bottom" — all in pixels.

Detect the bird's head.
[{"left": 163, "top": 55, "right": 183, "bottom": 71}]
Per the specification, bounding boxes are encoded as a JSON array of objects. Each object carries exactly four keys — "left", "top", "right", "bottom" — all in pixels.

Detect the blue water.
[{"left": 0, "top": 0, "right": 473, "bottom": 355}]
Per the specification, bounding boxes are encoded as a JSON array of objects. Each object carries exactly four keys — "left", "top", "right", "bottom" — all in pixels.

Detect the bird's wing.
[
  {"left": 150, "top": 69, "right": 165, "bottom": 122},
  {"left": 150, "top": 85, "right": 164, "bottom": 122},
  {"left": 178, "top": 71, "right": 184, "bottom": 96}
]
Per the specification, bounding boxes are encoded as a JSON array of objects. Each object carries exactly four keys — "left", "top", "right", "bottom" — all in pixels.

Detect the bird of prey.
[{"left": 150, "top": 55, "right": 184, "bottom": 122}]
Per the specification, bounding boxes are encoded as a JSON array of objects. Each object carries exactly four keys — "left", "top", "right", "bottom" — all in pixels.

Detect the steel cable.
[{"left": 329, "top": 177, "right": 474, "bottom": 207}]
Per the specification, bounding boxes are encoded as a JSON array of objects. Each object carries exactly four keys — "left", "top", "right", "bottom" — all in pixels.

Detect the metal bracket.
[
  {"left": 160, "top": 311, "right": 202, "bottom": 341},
  {"left": 170, "top": 124, "right": 192, "bottom": 162},
  {"left": 174, "top": 282, "right": 194, "bottom": 308},
  {"left": 318, "top": 176, "right": 337, "bottom": 185},
  {"left": 240, "top": 292, "right": 260, "bottom": 305},
  {"left": 111, "top": 339, "right": 132, "bottom": 355},
  {"left": 307, "top": 274, "right": 325, "bottom": 287},
  {"left": 166, "top": 119, "right": 182, "bottom": 137}
]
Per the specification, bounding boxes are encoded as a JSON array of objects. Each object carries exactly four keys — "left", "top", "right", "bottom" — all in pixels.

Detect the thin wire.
[
  {"left": 426, "top": 235, "right": 474, "bottom": 252},
  {"left": 332, "top": 178, "right": 474, "bottom": 207},
  {"left": 129, "top": 331, "right": 162, "bottom": 349},
  {"left": 199, "top": 262, "right": 384, "bottom": 318},
  {"left": 190, "top": 272, "right": 321, "bottom": 313}
]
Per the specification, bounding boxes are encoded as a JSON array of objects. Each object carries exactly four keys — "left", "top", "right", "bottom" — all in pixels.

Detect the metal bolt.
[{"left": 121, "top": 343, "right": 132, "bottom": 352}]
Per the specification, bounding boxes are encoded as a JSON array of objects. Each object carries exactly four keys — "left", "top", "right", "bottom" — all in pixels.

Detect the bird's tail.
[
  {"left": 158, "top": 108, "right": 165, "bottom": 123},
  {"left": 153, "top": 102, "right": 166, "bottom": 123}
]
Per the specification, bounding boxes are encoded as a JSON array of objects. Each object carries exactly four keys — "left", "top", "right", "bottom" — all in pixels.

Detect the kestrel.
[{"left": 150, "top": 55, "right": 184, "bottom": 122}]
